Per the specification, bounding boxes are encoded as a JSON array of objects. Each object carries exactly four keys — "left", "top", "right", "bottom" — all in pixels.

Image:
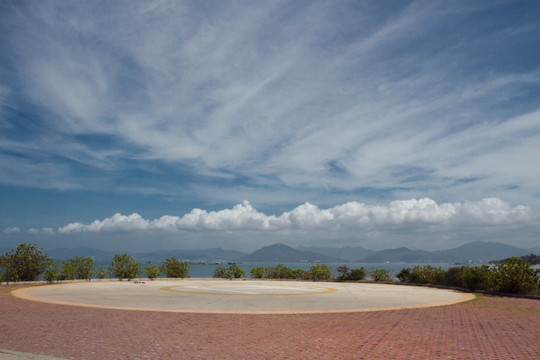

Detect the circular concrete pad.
[{"left": 13, "top": 279, "right": 474, "bottom": 314}]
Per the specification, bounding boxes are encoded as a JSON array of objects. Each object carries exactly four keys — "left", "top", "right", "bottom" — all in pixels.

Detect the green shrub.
[
  {"left": 265, "top": 264, "right": 294, "bottom": 279},
  {"left": 43, "top": 262, "right": 60, "bottom": 283},
  {"left": 96, "top": 267, "right": 109, "bottom": 279},
  {"left": 250, "top": 267, "right": 267, "bottom": 279},
  {"left": 396, "top": 268, "right": 412, "bottom": 283},
  {"left": 404, "top": 265, "right": 444, "bottom": 284},
  {"left": 228, "top": 264, "right": 245, "bottom": 278},
  {"left": 443, "top": 266, "right": 466, "bottom": 287},
  {"left": 213, "top": 264, "right": 245, "bottom": 279},
  {"left": 461, "top": 265, "right": 494, "bottom": 291},
  {"left": 62, "top": 256, "right": 95, "bottom": 280},
  {"left": 369, "top": 269, "right": 392, "bottom": 282},
  {"left": 309, "top": 264, "right": 331, "bottom": 281},
  {"left": 213, "top": 264, "right": 229, "bottom": 278},
  {"left": 161, "top": 257, "right": 190, "bottom": 278},
  {"left": 291, "top": 268, "right": 311, "bottom": 280},
  {"left": 145, "top": 264, "right": 161, "bottom": 280},
  {"left": 492, "top": 257, "right": 539, "bottom": 294},
  {"left": 110, "top": 253, "right": 140, "bottom": 280},
  {"left": 59, "top": 263, "right": 77, "bottom": 280},
  {"left": 0, "top": 243, "right": 52, "bottom": 282},
  {"left": 349, "top": 268, "right": 367, "bottom": 281},
  {"left": 336, "top": 265, "right": 350, "bottom": 280},
  {"left": 337, "top": 265, "right": 366, "bottom": 281}
]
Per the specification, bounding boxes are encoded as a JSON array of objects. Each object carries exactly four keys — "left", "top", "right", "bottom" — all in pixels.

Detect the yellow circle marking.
[{"left": 160, "top": 284, "right": 338, "bottom": 296}]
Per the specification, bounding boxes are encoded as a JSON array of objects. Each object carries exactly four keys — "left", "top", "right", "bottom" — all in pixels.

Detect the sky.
[{"left": 1, "top": 1, "right": 539, "bottom": 253}]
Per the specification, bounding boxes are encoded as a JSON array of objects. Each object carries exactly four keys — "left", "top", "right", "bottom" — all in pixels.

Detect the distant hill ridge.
[
  {"left": 14, "top": 240, "right": 536, "bottom": 263},
  {"left": 235, "top": 243, "right": 343, "bottom": 262}
]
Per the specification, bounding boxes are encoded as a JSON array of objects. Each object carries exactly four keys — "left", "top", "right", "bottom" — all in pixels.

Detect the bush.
[
  {"left": 250, "top": 267, "right": 267, "bottom": 279},
  {"left": 161, "top": 257, "right": 190, "bottom": 278},
  {"left": 336, "top": 265, "right": 350, "bottom": 280},
  {"left": 0, "top": 243, "right": 52, "bottom": 282},
  {"left": 145, "top": 264, "right": 161, "bottom": 280},
  {"left": 443, "top": 266, "right": 466, "bottom": 288},
  {"left": 337, "top": 265, "right": 366, "bottom": 281},
  {"left": 96, "top": 267, "right": 109, "bottom": 279},
  {"left": 291, "top": 268, "right": 311, "bottom": 280},
  {"left": 110, "top": 253, "right": 140, "bottom": 280},
  {"left": 59, "top": 263, "right": 77, "bottom": 280},
  {"left": 43, "top": 262, "right": 60, "bottom": 283},
  {"left": 228, "top": 264, "right": 245, "bottom": 278},
  {"left": 213, "top": 264, "right": 229, "bottom": 278},
  {"left": 396, "top": 265, "right": 443, "bottom": 284},
  {"left": 265, "top": 264, "right": 294, "bottom": 279},
  {"left": 461, "top": 265, "right": 493, "bottom": 291},
  {"left": 492, "top": 257, "right": 539, "bottom": 294},
  {"left": 310, "top": 264, "right": 331, "bottom": 281},
  {"left": 349, "top": 268, "right": 367, "bottom": 281},
  {"left": 213, "top": 264, "right": 245, "bottom": 279},
  {"left": 369, "top": 269, "right": 392, "bottom": 282},
  {"left": 62, "top": 256, "right": 95, "bottom": 280},
  {"left": 396, "top": 268, "right": 412, "bottom": 283}
]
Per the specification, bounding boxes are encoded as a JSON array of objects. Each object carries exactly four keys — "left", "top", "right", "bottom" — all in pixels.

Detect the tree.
[
  {"left": 62, "top": 256, "right": 95, "bottom": 280},
  {"left": 227, "top": 264, "right": 245, "bottom": 279},
  {"left": 309, "top": 264, "right": 331, "bottom": 281},
  {"left": 349, "top": 268, "right": 367, "bottom": 281},
  {"left": 291, "top": 268, "right": 311, "bottom": 280},
  {"left": 336, "top": 265, "right": 350, "bottom": 280},
  {"left": 337, "top": 265, "right": 366, "bottom": 281},
  {"left": 0, "top": 243, "right": 52, "bottom": 282},
  {"left": 267, "top": 264, "right": 296, "bottom": 279},
  {"left": 109, "top": 253, "right": 140, "bottom": 280},
  {"left": 369, "top": 269, "right": 392, "bottom": 282},
  {"left": 213, "top": 264, "right": 229, "bottom": 278},
  {"left": 161, "top": 257, "right": 190, "bottom": 278},
  {"left": 213, "top": 264, "right": 245, "bottom": 279},
  {"left": 96, "top": 267, "right": 109, "bottom": 279},
  {"left": 145, "top": 264, "right": 161, "bottom": 280},
  {"left": 396, "top": 268, "right": 412, "bottom": 283},
  {"left": 461, "top": 265, "right": 493, "bottom": 291},
  {"left": 250, "top": 266, "right": 266, "bottom": 279},
  {"left": 493, "top": 257, "right": 539, "bottom": 294},
  {"left": 43, "top": 262, "right": 60, "bottom": 284},
  {"left": 59, "top": 263, "right": 77, "bottom": 280}
]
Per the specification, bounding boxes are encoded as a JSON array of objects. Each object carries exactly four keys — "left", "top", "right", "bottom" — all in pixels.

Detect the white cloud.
[
  {"left": 28, "top": 227, "right": 55, "bottom": 235},
  {"left": 3, "top": 227, "right": 20, "bottom": 234},
  {"left": 56, "top": 198, "right": 538, "bottom": 234}
]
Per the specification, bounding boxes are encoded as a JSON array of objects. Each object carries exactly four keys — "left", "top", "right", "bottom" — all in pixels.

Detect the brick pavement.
[{"left": 0, "top": 284, "right": 538, "bottom": 359}]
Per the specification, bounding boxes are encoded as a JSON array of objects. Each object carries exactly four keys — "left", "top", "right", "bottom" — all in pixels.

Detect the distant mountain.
[
  {"left": 137, "top": 248, "right": 247, "bottom": 262},
  {"left": 432, "top": 241, "right": 531, "bottom": 263},
  {"left": 236, "top": 243, "right": 343, "bottom": 262},
  {"left": 361, "top": 247, "right": 457, "bottom": 263},
  {"left": 42, "top": 247, "right": 246, "bottom": 262},
  {"left": 46, "top": 247, "right": 116, "bottom": 261},
  {"left": 296, "top": 245, "right": 375, "bottom": 262}
]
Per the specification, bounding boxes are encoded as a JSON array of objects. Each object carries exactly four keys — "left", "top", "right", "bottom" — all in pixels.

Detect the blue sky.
[{"left": 1, "top": 1, "right": 539, "bottom": 252}]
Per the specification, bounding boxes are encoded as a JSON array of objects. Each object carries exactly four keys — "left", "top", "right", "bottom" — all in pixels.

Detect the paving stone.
[{"left": 0, "top": 284, "right": 538, "bottom": 359}]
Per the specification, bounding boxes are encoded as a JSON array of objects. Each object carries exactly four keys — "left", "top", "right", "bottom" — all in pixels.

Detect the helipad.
[{"left": 13, "top": 279, "right": 474, "bottom": 314}]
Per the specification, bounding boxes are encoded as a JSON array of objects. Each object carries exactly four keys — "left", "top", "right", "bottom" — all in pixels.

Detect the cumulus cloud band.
[{"left": 55, "top": 198, "right": 537, "bottom": 234}]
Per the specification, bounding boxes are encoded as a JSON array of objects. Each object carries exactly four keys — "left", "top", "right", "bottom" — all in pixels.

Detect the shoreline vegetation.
[{"left": 1, "top": 243, "right": 539, "bottom": 296}]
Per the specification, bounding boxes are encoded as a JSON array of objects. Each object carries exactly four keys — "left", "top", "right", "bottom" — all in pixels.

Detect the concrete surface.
[{"left": 12, "top": 279, "right": 474, "bottom": 314}]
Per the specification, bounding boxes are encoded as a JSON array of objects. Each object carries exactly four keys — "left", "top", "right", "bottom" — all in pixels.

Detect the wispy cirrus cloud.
[{"left": 1, "top": 1, "right": 540, "bottom": 250}]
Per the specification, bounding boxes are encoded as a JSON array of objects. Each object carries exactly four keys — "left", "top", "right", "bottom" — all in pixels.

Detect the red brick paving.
[{"left": 0, "top": 284, "right": 539, "bottom": 359}]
